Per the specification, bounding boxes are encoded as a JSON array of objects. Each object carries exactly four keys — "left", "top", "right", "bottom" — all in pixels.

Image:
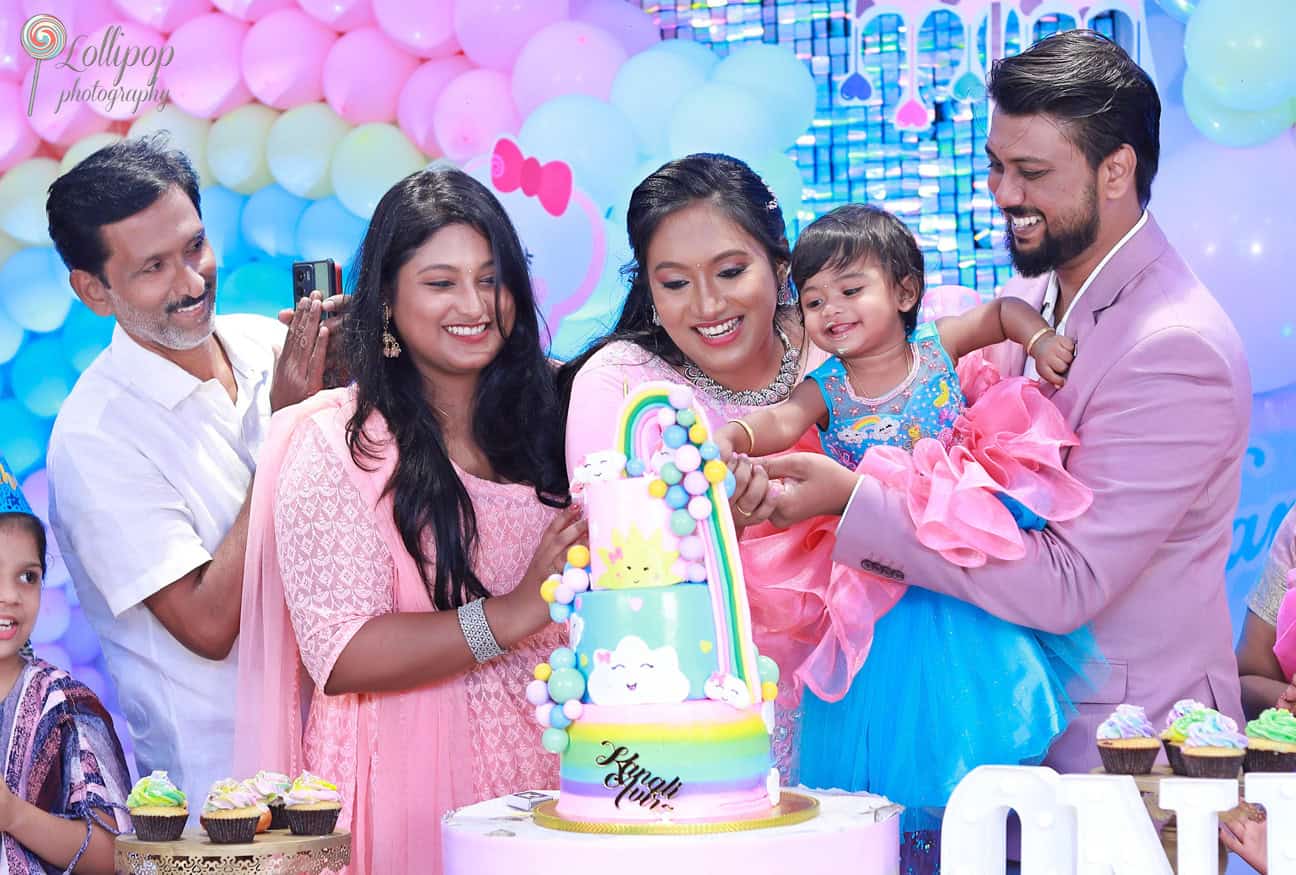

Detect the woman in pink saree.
[{"left": 235, "top": 169, "right": 585, "bottom": 874}]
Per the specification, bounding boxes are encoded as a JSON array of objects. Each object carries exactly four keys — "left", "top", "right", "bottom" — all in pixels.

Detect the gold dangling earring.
[{"left": 382, "top": 303, "right": 402, "bottom": 359}]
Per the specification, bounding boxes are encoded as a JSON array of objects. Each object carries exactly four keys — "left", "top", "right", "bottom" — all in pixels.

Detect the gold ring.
[{"left": 735, "top": 502, "right": 757, "bottom": 517}]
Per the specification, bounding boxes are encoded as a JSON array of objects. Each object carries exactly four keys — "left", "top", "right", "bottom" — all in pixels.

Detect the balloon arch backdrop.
[{"left": 0, "top": 0, "right": 1293, "bottom": 767}]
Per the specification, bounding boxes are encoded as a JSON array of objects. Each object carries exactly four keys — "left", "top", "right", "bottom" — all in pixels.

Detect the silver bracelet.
[{"left": 457, "top": 598, "right": 506, "bottom": 663}]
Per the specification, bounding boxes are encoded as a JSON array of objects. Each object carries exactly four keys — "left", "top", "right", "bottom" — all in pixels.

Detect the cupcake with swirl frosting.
[
  {"left": 127, "top": 771, "right": 188, "bottom": 841},
  {"left": 1181, "top": 712, "right": 1247, "bottom": 778},
  {"left": 1096, "top": 704, "right": 1161, "bottom": 774},
  {"left": 247, "top": 770, "right": 293, "bottom": 829},
  {"left": 1244, "top": 708, "right": 1296, "bottom": 773},
  {"left": 201, "top": 779, "right": 269, "bottom": 844},
  {"left": 284, "top": 772, "right": 343, "bottom": 836},
  {"left": 1161, "top": 699, "right": 1209, "bottom": 775}
]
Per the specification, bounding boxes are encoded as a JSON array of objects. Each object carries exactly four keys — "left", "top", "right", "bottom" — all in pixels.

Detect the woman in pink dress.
[{"left": 236, "top": 168, "right": 585, "bottom": 874}]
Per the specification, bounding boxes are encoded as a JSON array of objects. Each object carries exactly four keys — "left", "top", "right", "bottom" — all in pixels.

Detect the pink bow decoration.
[{"left": 491, "top": 138, "right": 573, "bottom": 217}]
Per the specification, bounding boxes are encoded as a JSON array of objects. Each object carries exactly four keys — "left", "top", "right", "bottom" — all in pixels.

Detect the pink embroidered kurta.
[{"left": 236, "top": 388, "right": 562, "bottom": 875}]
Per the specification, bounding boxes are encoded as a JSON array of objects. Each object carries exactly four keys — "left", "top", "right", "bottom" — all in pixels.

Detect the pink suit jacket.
[{"left": 833, "top": 214, "right": 1250, "bottom": 773}]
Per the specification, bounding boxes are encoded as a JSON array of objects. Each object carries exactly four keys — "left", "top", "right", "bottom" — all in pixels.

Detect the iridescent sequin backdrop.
[{"left": 639, "top": 2, "right": 1126, "bottom": 296}]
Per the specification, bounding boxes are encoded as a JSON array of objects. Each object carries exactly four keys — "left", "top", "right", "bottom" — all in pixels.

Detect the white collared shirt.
[
  {"left": 48, "top": 313, "right": 284, "bottom": 813},
  {"left": 1025, "top": 211, "right": 1148, "bottom": 380}
]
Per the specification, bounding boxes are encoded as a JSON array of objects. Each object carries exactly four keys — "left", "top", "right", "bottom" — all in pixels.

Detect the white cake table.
[{"left": 442, "top": 789, "right": 900, "bottom": 875}]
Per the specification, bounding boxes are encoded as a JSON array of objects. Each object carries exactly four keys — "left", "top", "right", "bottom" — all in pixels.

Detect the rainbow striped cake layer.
[{"left": 557, "top": 701, "right": 775, "bottom": 823}]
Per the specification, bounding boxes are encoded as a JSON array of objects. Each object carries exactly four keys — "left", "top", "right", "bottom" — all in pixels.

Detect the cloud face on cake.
[{"left": 587, "top": 636, "right": 691, "bottom": 705}]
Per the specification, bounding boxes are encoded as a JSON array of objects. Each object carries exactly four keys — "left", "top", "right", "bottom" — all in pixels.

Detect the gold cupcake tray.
[{"left": 115, "top": 829, "right": 351, "bottom": 875}]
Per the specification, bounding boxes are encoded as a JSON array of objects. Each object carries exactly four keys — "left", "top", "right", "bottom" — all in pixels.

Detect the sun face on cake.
[{"left": 596, "top": 525, "right": 679, "bottom": 590}]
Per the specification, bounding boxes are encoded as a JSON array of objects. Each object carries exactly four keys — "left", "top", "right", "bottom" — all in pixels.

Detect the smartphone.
[{"left": 292, "top": 258, "right": 342, "bottom": 312}]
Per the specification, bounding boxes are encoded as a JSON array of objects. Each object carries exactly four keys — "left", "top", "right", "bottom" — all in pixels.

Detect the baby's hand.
[
  {"left": 1032, "top": 333, "right": 1075, "bottom": 388},
  {"left": 714, "top": 423, "right": 743, "bottom": 461}
]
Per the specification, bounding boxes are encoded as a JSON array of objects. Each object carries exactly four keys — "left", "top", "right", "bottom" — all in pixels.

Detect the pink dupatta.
[{"left": 235, "top": 388, "right": 473, "bottom": 874}]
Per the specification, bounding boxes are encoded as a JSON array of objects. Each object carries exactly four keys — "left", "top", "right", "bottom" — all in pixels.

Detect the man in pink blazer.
[{"left": 766, "top": 30, "right": 1250, "bottom": 774}]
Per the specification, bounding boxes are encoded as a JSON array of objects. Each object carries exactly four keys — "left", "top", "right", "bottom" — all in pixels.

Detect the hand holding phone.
[{"left": 293, "top": 259, "right": 342, "bottom": 310}]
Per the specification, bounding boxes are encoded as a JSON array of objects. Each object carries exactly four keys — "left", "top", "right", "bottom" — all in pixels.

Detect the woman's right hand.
[
  {"left": 727, "top": 455, "right": 776, "bottom": 528},
  {"left": 513, "top": 505, "right": 589, "bottom": 627}
]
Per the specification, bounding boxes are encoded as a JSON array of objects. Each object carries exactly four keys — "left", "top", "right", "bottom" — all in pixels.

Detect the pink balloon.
[
  {"left": 163, "top": 13, "right": 250, "bottom": 118},
  {"left": 374, "top": 0, "right": 458, "bottom": 59},
  {"left": 0, "top": 81, "right": 40, "bottom": 171},
  {"left": 21, "top": 57, "right": 113, "bottom": 144},
  {"left": 571, "top": 0, "right": 660, "bottom": 56},
  {"left": 432, "top": 68, "right": 519, "bottom": 161},
  {"left": 75, "top": 22, "right": 168, "bottom": 121},
  {"left": 452, "top": 0, "right": 569, "bottom": 71},
  {"left": 112, "top": 0, "right": 214, "bottom": 33},
  {"left": 23, "top": 0, "right": 117, "bottom": 34},
  {"left": 0, "top": 0, "right": 34, "bottom": 82},
  {"left": 297, "top": 0, "right": 374, "bottom": 31},
  {"left": 511, "top": 21, "right": 626, "bottom": 117},
  {"left": 241, "top": 8, "right": 336, "bottom": 108},
  {"left": 211, "top": 0, "right": 292, "bottom": 20},
  {"left": 323, "top": 28, "right": 419, "bottom": 125},
  {"left": 397, "top": 54, "right": 473, "bottom": 156}
]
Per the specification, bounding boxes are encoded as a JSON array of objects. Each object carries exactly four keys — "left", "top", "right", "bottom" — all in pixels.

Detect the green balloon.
[
  {"left": 542, "top": 728, "right": 570, "bottom": 754},
  {"left": 547, "top": 667, "right": 586, "bottom": 704}
]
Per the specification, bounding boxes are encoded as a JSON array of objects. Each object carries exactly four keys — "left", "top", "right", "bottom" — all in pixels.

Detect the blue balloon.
[
  {"left": 712, "top": 43, "right": 817, "bottom": 148},
  {"left": 611, "top": 50, "right": 709, "bottom": 157},
  {"left": 667, "top": 81, "right": 782, "bottom": 165},
  {"left": 0, "top": 398, "right": 52, "bottom": 477},
  {"left": 10, "top": 337, "right": 76, "bottom": 418},
  {"left": 625, "top": 458, "right": 646, "bottom": 477},
  {"left": 218, "top": 260, "right": 291, "bottom": 319},
  {"left": 0, "top": 247, "right": 72, "bottom": 332},
  {"left": 241, "top": 185, "right": 309, "bottom": 259},
  {"left": 296, "top": 197, "right": 367, "bottom": 270},
  {"left": 60, "top": 609, "right": 103, "bottom": 664},
  {"left": 651, "top": 39, "right": 718, "bottom": 78},
  {"left": 519, "top": 95, "right": 640, "bottom": 211},
  {"left": 60, "top": 301, "right": 114, "bottom": 372},
  {"left": 549, "top": 708, "right": 572, "bottom": 730},
  {"left": 1184, "top": 0, "right": 1296, "bottom": 112},
  {"left": 1183, "top": 72, "right": 1293, "bottom": 147},
  {"left": 201, "top": 186, "right": 253, "bottom": 268},
  {"left": 663, "top": 425, "right": 688, "bottom": 448},
  {"left": 0, "top": 308, "right": 23, "bottom": 365},
  {"left": 665, "top": 484, "right": 689, "bottom": 510}
]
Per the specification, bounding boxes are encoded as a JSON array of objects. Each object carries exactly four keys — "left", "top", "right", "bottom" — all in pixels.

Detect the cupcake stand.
[
  {"left": 441, "top": 789, "right": 901, "bottom": 875},
  {"left": 115, "top": 829, "right": 351, "bottom": 874}
]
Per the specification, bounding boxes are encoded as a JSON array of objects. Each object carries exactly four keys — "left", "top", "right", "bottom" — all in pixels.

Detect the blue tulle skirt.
[{"left": 799, "top": 585, "right": 1100, "bottom": 839}]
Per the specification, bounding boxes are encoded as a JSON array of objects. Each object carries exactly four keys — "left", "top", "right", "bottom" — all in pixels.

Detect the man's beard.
[
  {"left": 110, "top": 280, "right": 216, "bottom": 351},
  {"left": 1004, "top": 182, "right": 1100, "bottom": 278}
]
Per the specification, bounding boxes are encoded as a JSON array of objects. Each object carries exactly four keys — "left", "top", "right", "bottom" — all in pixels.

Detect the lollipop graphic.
[{"left": 21, "top": 14, "right": 67, "bottom": 117}]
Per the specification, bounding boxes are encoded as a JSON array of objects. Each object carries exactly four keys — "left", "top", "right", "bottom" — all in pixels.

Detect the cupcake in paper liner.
[
  {"left": 1244, "top": 708, "right": 1296, "bottom": 773},
  {"left": 247, "top": 770, "right": 293, "bottom": 829},
  {"left": 127, "top": 771, "right": 188, "bottom": 842},
  {"left": 1096, "top": 704, "right": 1160, "bottom": 774},
  {"left": 1181, "top": 713, "right": 1247, "bottom": 778},
  {"left": 284, "top": 772, "right": 343, "bottom": 836},
  {"left": 1161, "top": 699, "right": 1209, "bottom": 775},
  {"left": 201, "top": 779, "right": 269, "bottom": 844}
]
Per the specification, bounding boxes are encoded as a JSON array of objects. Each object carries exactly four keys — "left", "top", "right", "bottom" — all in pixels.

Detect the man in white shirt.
[{"left": 44, "top": 135, "right": 339, "bottom": 812}]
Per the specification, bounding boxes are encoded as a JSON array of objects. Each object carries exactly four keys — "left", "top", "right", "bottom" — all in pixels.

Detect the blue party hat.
[{"left": 0, "top": 456, "right": 32, "bottom": 515}]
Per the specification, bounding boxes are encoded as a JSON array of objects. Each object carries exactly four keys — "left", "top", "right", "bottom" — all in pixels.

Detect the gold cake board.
[{"left": 532, "top": 791, "right": 819, "bottom": 835}]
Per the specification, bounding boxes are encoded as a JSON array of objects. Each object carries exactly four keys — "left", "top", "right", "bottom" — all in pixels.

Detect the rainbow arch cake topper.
[{"left": 612, "top": 383, "right": 761, "bottom": 701}]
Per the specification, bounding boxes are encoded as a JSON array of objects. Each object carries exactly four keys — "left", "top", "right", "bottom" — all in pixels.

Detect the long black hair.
[
  {"left": 557, "top": 154, "right": 796, "bottom": 419},
  {"left": 344, "top": 168, "right": 569, "bottom": 611}
]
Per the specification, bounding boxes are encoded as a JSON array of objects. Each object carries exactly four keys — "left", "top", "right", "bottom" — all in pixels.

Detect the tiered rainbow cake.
[{"left": 526, "top": 383, "right": 782, "bottom": 825}]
